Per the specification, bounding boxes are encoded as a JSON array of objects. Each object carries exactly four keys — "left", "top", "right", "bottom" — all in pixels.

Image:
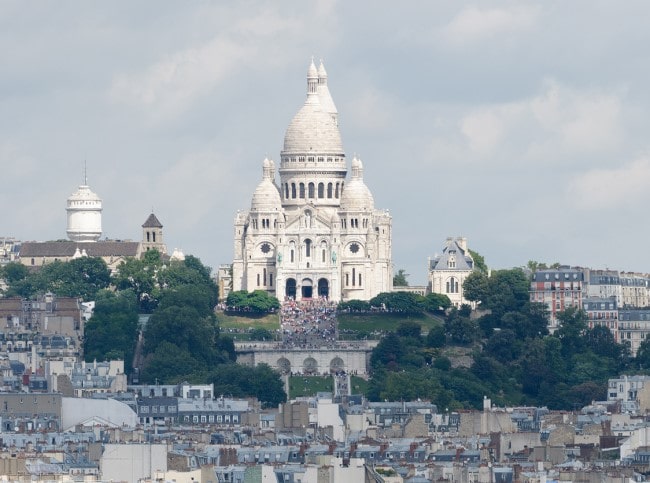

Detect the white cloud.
[
  {"left": 110, "top": 38, "right": 250, "bottom": 118},
  {"left": 439, "top": 80, "right": 624, "bottom": 164},
  {"left": 108, "top": 10, "right": 311, "bottom": 120},
  {"left": 0, "top": 142, "right": 37, "bottom": 178},
  {"left": 569, "top": 156, "right": 650, "bottom": 210},
  {"left": 460, "top": 110, "right": 506, "bottom": 154},
  {"left": 154, "top": 149, "right": 240, "bottom": 228},
  {"left": 531, "top": 80, "right": 622, "bottom": 152},
  {"left": 347, "top": 87, "right": 391, "bottom": 131},
  {"left": 442, "top": 5, "right": 540, "bottom": 45}
]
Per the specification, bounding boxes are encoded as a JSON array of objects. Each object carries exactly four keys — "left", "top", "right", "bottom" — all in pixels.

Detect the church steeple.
[{"left": 141, "top": 212, "right": 166, "bottom": 255}]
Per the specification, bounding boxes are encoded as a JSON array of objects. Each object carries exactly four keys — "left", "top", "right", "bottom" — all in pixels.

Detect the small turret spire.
[{"left": 307, "top": 58, "right": 318, "bottom": 96}]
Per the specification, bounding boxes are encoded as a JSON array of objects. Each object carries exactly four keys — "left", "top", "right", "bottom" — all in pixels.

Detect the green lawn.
[
  {"left": 289, "top": 375, "right": 334, "bottom": 399},
  {"left": 337, "top": 312, "right": 443, "bottom": 339},
  {"left": 350, "top": 375, "right": 369, "bottom": 395},
  {"left": 216, "top": 312, "right": 280, "bottom": 340}
]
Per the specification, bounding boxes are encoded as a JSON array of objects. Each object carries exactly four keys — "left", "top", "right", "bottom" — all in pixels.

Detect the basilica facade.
[{"left": 231, "top": 60, "right": 392, "bottom": 302}]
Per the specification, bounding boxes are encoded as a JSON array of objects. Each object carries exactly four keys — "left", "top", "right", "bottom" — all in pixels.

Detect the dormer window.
[{"left": 448, "top": 256, "right": 456, "bottom": 269}]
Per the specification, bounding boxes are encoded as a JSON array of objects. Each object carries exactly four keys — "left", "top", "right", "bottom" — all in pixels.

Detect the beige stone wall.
[
  {"left": 547, "top": 424, "right": 576, "bottom": 446},
  {"left": 404, "top": 413, "right": 429, "bottom": 438}
]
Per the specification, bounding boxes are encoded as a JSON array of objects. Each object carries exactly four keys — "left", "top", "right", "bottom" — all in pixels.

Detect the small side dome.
[
  {"left": 340, "top": 156, "right": 374, "bottom": 211},
  {"left": 251, "top": 158, "right": 282, "bottom": 211}
]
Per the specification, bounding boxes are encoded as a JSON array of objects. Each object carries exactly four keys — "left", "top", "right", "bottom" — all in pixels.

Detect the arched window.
[
  {"left": 359, "top": 273, "right": 362, "bottom": 286},
  {"left": 263, "top": 268, "right": 267, "bottom": 286},
  {"left": 152, "top": 232, "right": 156, "bottom": 242},
  {"left": 290, "top": 249, "right": 295, "bottom": 263},
  {"left": 352, "top": 268, "right": 356, "bottom": 287},
  {"left": 327, "top": 183, "right": 333, "bottom": 198},
  {"left": 305, "top": 239, "right": 312, "bottom": 257},
  {"left": 285, "top": 184, "right": 289, "bottom": 199},
  {"left": 257, "top": 274, "right": 260, "bottom": 286},
  {"left": 446, "top": 277, "right": 459, "bottom": 293},
  {"left": 270, "top": 273, "right": 273, "bottom": 286},
  {"left": 335, "top": 183, "right": 339, "bottom": 198},
  {"left": 322, "top": 249, "right": 326, "bottom": 263},
  {"left": 291, "top": 183, "right": 296, "bottom": 198},
  {"left": 345, "top": 273, "right": 349, "bottom": 286},
  {"left": 146, "top": 232, "right": 150, "bottom": 242},
  {"left": 318, "top": 183, "right": 324, "bottom": 198},
  {"left": 299, "top": 183, "right": 305, "bottom": 198},
  {"left": 308, "top": 183, "right": 315, "bottom": 198}
]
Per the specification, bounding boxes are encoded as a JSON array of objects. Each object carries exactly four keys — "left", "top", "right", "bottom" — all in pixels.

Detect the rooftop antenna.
[{"left": 83, "top": 160, "right": 88, "bottom": 185}]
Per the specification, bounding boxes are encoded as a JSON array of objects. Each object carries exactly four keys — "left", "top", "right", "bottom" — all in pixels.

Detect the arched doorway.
[
  {"left": 301, "top": 278, "right": 313, "bottom": 299},
  {"left": 330, "top": 356, "right": 344, "bottom": 373},
  {"left": 318, "top": 278, "right": 329, "bottom": 298},
  {"left": 286, "top": 278, "right": 297, "bottom": 299},
  {"left": 277, "top": 357, "right": 291, "bottom": 375},
  {"left": 303, "top": 357, "right": 318, "bottom": 374}
]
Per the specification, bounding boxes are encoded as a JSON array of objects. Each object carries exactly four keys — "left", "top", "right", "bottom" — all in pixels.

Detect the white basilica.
[{"left": 231, "top": 60, "right": 392, "bottom": 302}]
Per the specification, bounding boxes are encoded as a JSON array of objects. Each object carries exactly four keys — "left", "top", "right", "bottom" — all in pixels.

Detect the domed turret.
[
  {"left": 66, "top": 180, "right": 102, "bottom": 242},
  {"left": 251, "top": 158, "right": 282, "bottom": 211},
  {"left": 340, "top": 156, "right": 374, "bottom": 211}
]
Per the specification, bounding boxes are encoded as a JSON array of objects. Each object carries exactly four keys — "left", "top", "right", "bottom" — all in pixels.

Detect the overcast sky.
[{"left": 2, "top": 1, "right": 650, "bottom": 285}]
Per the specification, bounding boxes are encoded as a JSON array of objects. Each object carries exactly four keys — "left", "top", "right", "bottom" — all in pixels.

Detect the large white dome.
[
  {"left": 282, "top": 60, "right": 343, "bottom": 156},
  {"left": 282, "top": 99, "right": 343, "bottom": 155}
]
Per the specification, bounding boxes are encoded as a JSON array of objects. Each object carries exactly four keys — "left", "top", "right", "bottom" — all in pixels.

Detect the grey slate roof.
[
  {"left": 142, "top": 213, "right": 163, "bottom": 228},
  {"left": 19, "top": 241, "right": 139, "bottom": 258},
  {"left": 429, "top": 239, "right": 474, "bottom": 271}
]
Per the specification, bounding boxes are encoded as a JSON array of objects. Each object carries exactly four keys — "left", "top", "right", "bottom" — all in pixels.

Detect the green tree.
[
  {"left": 112, "top": 256, "right": 159, "bottom": 312},
  {"left": 396, "top": 321, "right": 422, "bottom": 339},
  {"left": 140, "top": 341, "right": 204, "bottom": 384},
  {"left": 338, "top": 299, "right": 371, "bottom": 312},
  {"left": 84, "top": 293, "right": 139, "bottom": 369},
  {"left": 226, "top": 290, "right": 280, "bottom": 313},
  {"left": 158, "top": 284, "right": 215, "bottom": 318},
  {"left": 485, "top": 269, "right": 530, "bottom": 316},
  {"left": 445, "top": 308, "right": 478, "bottom": 345},
  {"left": 0, "top": 262, "right": 28, "bottom": 284},
  {"left": 555, "top": 307, "right": 588, "bottom": 358},
  {"left": 144, "top": 306, "right": 218, "bottom": 365},
  {"left": 462, "top": 271, "right": 489, "bottom": 304},
  {"left": 369, "top": 292, "right": 425, "bottom": 314},
  {"left": 371, "top": 332, "right": 405, "bottom": 371},
  {"left": 209, "top": 363, "right": 286, "bottom": 408},
  {"left": 21, "top": 257, "right": 112, "bottom": 300},
  {"left": 393, "top": 269, "right": 409, "bottom": 287},
  {"left": 468, "top": 249, "right": 488, "bottom": 275},
  {"left": 426, "top": 325, "right": 446, "bottom": 348},
  {"left": 636, "top": 338, "right": 650, "bottom": 369},
  {"left": 484, "top": 329, "right": 522, "bottom": 363},
  {"left": 424, "top": 293, "right": 451, "bottom": 314}
]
